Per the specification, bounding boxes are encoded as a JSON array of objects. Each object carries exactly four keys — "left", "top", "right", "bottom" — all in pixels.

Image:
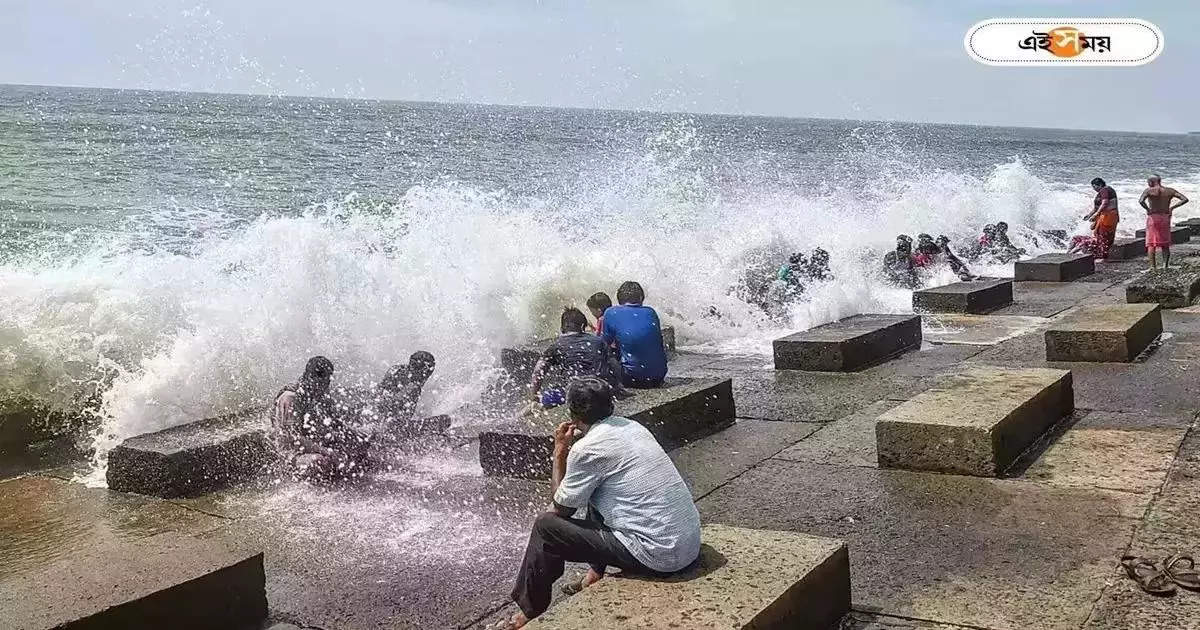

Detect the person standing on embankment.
[
  {"left": 1140, "top": 175, "right": 1190, "bottom": 269},
  {"left": 1083, "top": 177, "right": 1119, "bottom": 259}
]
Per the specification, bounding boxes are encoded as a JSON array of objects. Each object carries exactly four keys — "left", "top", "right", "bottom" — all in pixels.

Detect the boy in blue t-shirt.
[{"left": 601, "top": 281, "right": 668, "bottom": 388}]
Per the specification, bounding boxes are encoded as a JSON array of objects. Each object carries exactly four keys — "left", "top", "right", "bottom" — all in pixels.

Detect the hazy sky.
[{"left": 2, "top": 1, "right": 1196, "bottom": 131}]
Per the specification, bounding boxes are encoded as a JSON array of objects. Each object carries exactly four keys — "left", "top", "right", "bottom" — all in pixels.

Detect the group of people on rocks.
[
  {"left": 882, "top": 232, "right": 975, "bottom": 288},
  {"left": 271, "top": 351, "right": 442, "bottom": 482},
  {"left": 529, "top": 281, "right": 668, "bottom": 411}
]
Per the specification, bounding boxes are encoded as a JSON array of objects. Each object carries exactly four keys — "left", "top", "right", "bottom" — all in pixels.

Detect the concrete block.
[
  {"left": 479, "top": 377, "right": 734, "bottom": 479},
  {"left": 1177, "top": 218, "right": 1200, "bottom": 237},
  {"left": 1135, "top": 227, "right": 1192, "bottom": 244},
  {"left": 1, "top": 531, "right": 266, "bottom": 630},
  {"left": 912, "top": 279, "right": 1013, "bottom": 314},
  {"left": 1045, "top": 304, "right": 1162, "bottom": 362},
  {"left": 773, "top": 314, "right": 921, "bottom": 371},
  {"left": 1106, "top": 238, "right": 1146, "bottom": 261},
  {"left": 525, "top": 524, "right": 850, "bottom": 630},
  {"left": 876, "top": 366, "right": 1074, "bottom": 477},
  {"left": 501, "top": 325, "right": 676, "bottom": 385},
  {"left": 1013, "top": 253, "right": 1095, "bottom": 282},
  {"left": 1126, "top": 269, "right": 1200, "bottom": 309},
  {"left": 106, "top": 410, "right": 272, "bottom": 498}
]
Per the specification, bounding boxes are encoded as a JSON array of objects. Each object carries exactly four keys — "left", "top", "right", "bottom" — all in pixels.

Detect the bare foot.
[
  {"left": 582, "top": 567, "right": 604, "bottom": 588},
  {"left": 488, "top": 611, "right": 528, "bottom": 630}
]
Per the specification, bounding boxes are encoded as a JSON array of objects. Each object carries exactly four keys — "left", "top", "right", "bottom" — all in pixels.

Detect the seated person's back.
[
  {"left": 602, "top": 281, "right": 668, "bottom": 388},
  {"left": 534, "top": 308, "right": 617, "bottom": 407}
]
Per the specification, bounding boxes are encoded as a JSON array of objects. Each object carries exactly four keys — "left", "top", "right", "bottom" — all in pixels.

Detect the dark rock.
[
  {"left": 773, "top": 314, "right": 922, "bottom": 371},
  {"left": 1126, "top": 268, "right": 1200, "bottom": 309},
  {"left": 106, "top": 409, "right": 272, "bottom": 499},
  {"left": 1013, "top": 253, "right": 1095, "bottom": 282},
  {"left": 479, "top": 378, "right": 734, "bottom": 479},
  {"left": 912, "top": 278, "right": 1013, "bottom": 314},
  {"left": 1045, "top": 304, "right": 1162, "bottom": 362}
]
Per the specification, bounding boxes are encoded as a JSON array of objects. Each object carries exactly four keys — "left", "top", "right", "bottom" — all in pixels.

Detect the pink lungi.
[{"left": 1146, "top": 214, "right": 1172, "bottom": 248}]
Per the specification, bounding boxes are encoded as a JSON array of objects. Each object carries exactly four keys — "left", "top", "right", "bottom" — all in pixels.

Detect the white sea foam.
[{"left": 0, "top": 119, "right": 1195, "bottom": 484}]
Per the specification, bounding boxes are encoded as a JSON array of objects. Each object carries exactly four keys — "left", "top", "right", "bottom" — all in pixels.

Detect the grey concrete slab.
[
  {"left": 1139, "top": 423, "right": 1200, "bottom": 541},
  {"left": 479, "top": 377, "right": 734, "bottom": 479},
  {"left": 1022, "top": 411, "right": 1188, "bottom": 495},
  {"left": 913, "top": 278, "right": 1013, "bottom": 314},
  {"left": 196, "top": 474, "right": 548, "bottom": 630},
  {"left": 773, "top": 314, "right": 922, "bottom": 372},
  {"left": 995, "top": 281, "right": 1111, "bottom": 317},
  {"left": 1014, "top": 253, "right": 1095, "bottom": 282},
  {"left": 1045, "top": 304, "right": 1163, "bottom": 362},
  {"left": 525, "top": 525, "right": 850, "bottom": 630},
  {"left": 968, "top": 331, "right": 1200, "bottom": 417},
  {"left": 670, "top": 419, "right": 820, "bottom": 499},
  {"left": 1107, "top": 238, "right": 1146, "bottom": 261},
  {"left": 775, "top": 400, "right": 904, "bottom": 469},
  {"left": 921, "top": 314, "right": 1050, "bottom": 346},
  {"left": 1126, "top": 268, "right": 1200, "bottom": 309},
  {"left": 107, "top": 409, "right": 273, "bottom": 498},
  {"left": 698, "top": 459, "right": 1144, "bottom": 630},
  {"left": 1162, "top": 309, "right": 1200, "bottom": 333},
  {"left": 876, "top": 367, "right": 1074, "bottom": 477}
]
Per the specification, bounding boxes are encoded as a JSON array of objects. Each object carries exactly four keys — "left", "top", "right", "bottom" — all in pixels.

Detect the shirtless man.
[{"left": 1139, "top": 175, "right": 1190, "bottom": 269}]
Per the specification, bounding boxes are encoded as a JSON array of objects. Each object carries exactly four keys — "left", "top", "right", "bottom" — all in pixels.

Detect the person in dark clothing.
[
  {"left": 531, "top": 308, "right": 621, "bottom": 408},
  {"left": 805, "top": 247, "right": 833, "bottom": 281},
  {"left": 883, "top": 235, "right": 919, "bottom": 288},
  {"left": 372, "top": 351, "right": 448, "bottom": 439},
  {"left": 273, "top": 356, "right": 372, "bottom": 482},
  {"left": 936, "top": 235, "right": 975, "bottom": 280}
]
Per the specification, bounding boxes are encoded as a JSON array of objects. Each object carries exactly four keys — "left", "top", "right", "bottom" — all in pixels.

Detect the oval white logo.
[{"left": 965, "top": 18, "right": 1163, "bottom": 66}]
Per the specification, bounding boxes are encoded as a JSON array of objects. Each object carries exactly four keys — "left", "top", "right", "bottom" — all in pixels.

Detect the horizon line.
[{"left": 0, "top": 81, "right": 1189, "bottom": 137}]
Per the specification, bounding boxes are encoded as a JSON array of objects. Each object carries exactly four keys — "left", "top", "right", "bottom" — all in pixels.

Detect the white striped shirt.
[{"left": 553, "top": 415, "right": 701, "bottom": 572}]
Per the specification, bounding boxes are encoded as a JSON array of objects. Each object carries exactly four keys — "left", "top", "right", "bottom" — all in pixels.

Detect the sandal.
[
  {"left": 1121, "top": 555, "right": 1177, "bottom": 596},
  {"left": 1164, "top": 554, "right": 1200, "bottom": 591}
]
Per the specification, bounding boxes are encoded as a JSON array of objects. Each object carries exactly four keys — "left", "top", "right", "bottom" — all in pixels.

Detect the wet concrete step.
[
  {"left": 524, "top": 524, "right": 849, "bottom": 630},
  {"left": 500, "top": 325, "right": 676, "bottom": 385},
  {"left": 1135, "top": 227, "right": 1191, "bottom": 244},
  {"left": 106, "top": 409, "right": 272, "bottom": 498},
  {"left": 912, "top": 278, "right": 1013, "bottom": 314},
  {"left": 1107, "top": 238, "right": 1146, "bottom": 261},
  {"left": 1045, "top": 304, "right": 1162, "bottom": 362},
  {"left": 1, "top": 529, "right": 266, "bottom": 630},
  {"left": 479, "top": 377, "right": 734, "bottom": 479},
  {"left": 1126, "top": 268, "right": 1200, "bottom": 309},
  {"left": 1014, "top": 253, "right": 1095, "bottom": 282},
  {"left": 1177, "top": 218, "right": 1200, "bottom": 237},
  {"left": 772, "top": 314, "right": 921, "bottom": 371},
  {"left": 876, "top": 366, "right": 1074, "bottom": 477}
]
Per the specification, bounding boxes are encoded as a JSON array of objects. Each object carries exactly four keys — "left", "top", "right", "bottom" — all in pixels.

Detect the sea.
[{"left": 2, "top": 83, "right": 1198, "bottom": 480}]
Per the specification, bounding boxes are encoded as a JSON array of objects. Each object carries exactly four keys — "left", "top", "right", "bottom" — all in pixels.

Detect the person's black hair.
[
  {"left": 303, "top": 356, "right": 334, "bottom": 380},
  {"left": 788, "top": 253, "right": 804, "bottom": 265},
  {"left": 561, "top": 307, "right": 588, "bottom": 333},
  {"left": 996, "top": 221, "right": 1008, "bottom": 231},
  {"left": 917, "top": 233, "right": 933, "bottom": 241},
  {"left": 1091, "top": 177, "right": 1106, "bottom": 187},
  {"left": 567, "top": 377, "right": 614, "bottom": 425},
  {"left": 408, "top": 351, "right": 436, "bottom": 380},
  {"left": 616, "top": 281, "right": 645, "bottom": 305},
  {"left": 585, "top": 292, "right": 613, "bottom": 313}
]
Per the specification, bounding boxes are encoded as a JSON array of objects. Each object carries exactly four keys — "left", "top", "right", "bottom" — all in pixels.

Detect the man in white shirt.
[{"left": 492, "top": 377, "right": 701, "bottom": 629}]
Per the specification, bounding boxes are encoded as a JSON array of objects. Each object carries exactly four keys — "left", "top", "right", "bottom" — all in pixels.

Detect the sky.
[{"left": 1, "top": 0, "right": 1197, "bottom": 132}]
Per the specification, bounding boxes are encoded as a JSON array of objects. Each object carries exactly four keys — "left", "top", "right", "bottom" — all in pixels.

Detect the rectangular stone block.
[
  {"left": 1013, "top": 253, "right": 1095, "bottom": 282},
  {"left": 1177, "top": 218, "right": 1200, "bottom": 237},
  {"left": 500, "top": 325, "right": 676, "bottom": 385},
  {"left": 1045, "top": 304, "right": 1162, "bottom": 362},
  {"left": 1106, "top": 238, "right": 1146, "bottom": 261},
  {"left": 876, "top": 366, "right": 1074, "bottom": 477},
  {"left": 1, "top": 531, "right": 267, "bottom": 630},
  {"left": 479, "top": 377, "right": 734, "bottom": 479},
  {"left": 525, "top": 524, "right": 850, "bottom": 630},
  {"left": 1136, "top": 227, "right": 1192, "bottom": 244},
  {"left": 912, "top": 278, "right": 1013, "bottom": 314},
  {"left": 1126, "top": 268, "right": 1200, "bottom": 309},
  {"left": 106, "top": 409, "right": 272, "bottom": 498},
  {"left": 772, "top": 314, "right": 921, "bottom": 371}
]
